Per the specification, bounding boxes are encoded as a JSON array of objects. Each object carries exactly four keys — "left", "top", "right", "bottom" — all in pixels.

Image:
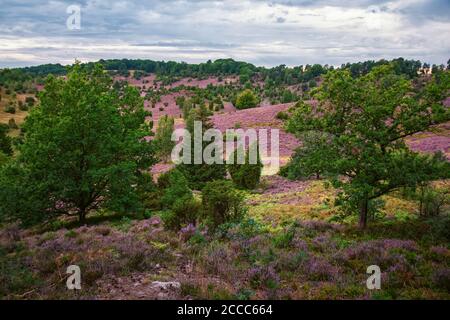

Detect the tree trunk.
[
  {"left": 419, "top": 186, "right": 424, "bottom": 216},
  {"left": 359, "top": 197, "right": 368, "bottom": 229},
  {"left": 79, "top": 209, "right": 86, "bottom": 225}
]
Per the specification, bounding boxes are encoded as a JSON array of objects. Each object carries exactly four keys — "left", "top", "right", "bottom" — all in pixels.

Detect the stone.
[{"left": 151, "top": 281, "right": 181, "bottom": 291}]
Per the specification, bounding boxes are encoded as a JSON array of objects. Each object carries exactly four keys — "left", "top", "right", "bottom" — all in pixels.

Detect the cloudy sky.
[{"left": 0, "top": 0, "right": 449, "bottom": 68}]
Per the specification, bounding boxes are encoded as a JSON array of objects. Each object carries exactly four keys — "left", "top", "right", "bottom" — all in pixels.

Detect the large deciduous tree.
[
  {"left": 0, "top": 64, "right": 156, "bottom": 225},
  {"left": 287, "top": 65, "right": 450, "bottom": 228}
]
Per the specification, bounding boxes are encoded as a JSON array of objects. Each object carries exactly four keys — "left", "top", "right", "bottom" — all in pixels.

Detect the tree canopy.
[
  {"left": 0, "top": 64, "right": 156, "bottom": 225},
  {"left": 287, "top": 65, "right": 450, "bottom": 228}
]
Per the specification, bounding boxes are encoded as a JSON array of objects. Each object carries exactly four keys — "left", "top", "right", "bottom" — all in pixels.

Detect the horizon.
[
  {"left": 1, "top": 56, "right": 448, "bottom": 71},
  {"left": 1, "top": 0, "right": 449, "bottom": 68}
]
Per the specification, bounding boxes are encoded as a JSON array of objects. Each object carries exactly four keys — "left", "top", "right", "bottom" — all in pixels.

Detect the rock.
[
  {"left": 157, "top": 292, "right": 167, "bottom": 300},
  {"left": 149, "top": 216, "right": 162, "bottom": 226},
  {"left": 151, "top": 281, "right": 181, "bottom": 291}
]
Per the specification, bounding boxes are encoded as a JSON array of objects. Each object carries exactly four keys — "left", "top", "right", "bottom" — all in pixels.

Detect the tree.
[
  {"left": 281, "top": 131, "right": 336, "bottom": 180},
  {"left": 236, "top": 89, "right": 258, "bottom": 109},
  {"left": 228, "top": 142, "right": 263, "bottom": 189},
  {"left": 154, "top": 115, "right": 175, "bottom": 162},
  {"left": 158, "top": 169, "right": 199, "bottom": 230},
  {"left": 202, "top": 180, "right": 246, "bottom": 229},
  {"left": 178, "top": 105, "right": 226, "bottom": 190},
  {"left": 0, "top": 63, "right": 156, "bottom": 225},
  {"left": 0, "top": 125, "right": 12, "bottom": 156},
  {"left": 0, "top": 151, "right": 8, "bottom": 167},
  {"left": 287, "top": 65, "right": 450, "bottom": 228},
  {"left": 160, "top": 169, "right": 193, "bottom": 210}
]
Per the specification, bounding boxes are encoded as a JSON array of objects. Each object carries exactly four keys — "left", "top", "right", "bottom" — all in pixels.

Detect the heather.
[
  {"left": 0, "top": 59, "right": 449, "bottom": 301},
  {"left": 1, "top": 209, "right": 449, "bottom": 299}
]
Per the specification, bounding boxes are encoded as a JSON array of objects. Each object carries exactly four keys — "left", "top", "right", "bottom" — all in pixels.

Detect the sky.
[{"left": 0, "top": 0, "right": 449, "bottom": 68}]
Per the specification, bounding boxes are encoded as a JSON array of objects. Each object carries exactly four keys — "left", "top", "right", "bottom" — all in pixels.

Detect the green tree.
[
  {"left": 0, "top": 63, "right": 156, "bottom": 225},
  {"left": 0, "top": 125, "right": 12, "bottom": 156},
  {"left": 158, "top": 169, "right": 200, "bottom": 230},
  {"left": 202, "top": 180, "right": 246, "bottom": 229},
  {"left": 0, "top": 151, "right": 7, "bottom": 167},
  {"left": 228, "top": 142, "right": 263, "bottom": 189},
  {"left": 235, "top": 89, "right": 258, "bottom": 109},
  {"left": 178, "top": 105, "right": 226, "bottom": 190},
  {"left": 287, "top": 65, "right": 450, "bottom": 228},
  {"left": 160, "top": 169, "right": 193, "bottom": 209},
  {"left": 154, "top": 115, "right": 175, "bottom": 162},
  {"left": 281, "top": 131, "right": 336, "bottom": 180}
]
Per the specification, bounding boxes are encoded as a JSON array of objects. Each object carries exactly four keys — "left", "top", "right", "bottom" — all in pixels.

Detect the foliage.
[
  {"left": 154, "top": 115, "right": 175, "bottom": 162},
  {"left": 201, "top": 180, "right": 247, "bottom": 229},
  {"left": 7, "top": 118, "right": 18, "bottom": 129},
  {"left": 287, "top": 66, "right": 450, "bottom": 228},
  {"left": 402, "top": 183, "right": 450, "bottom": 216},
  {"left": 281, "top": 131, "right": 336, "bottom": 180},
  {"left": 4, "top": 105, "right": 16, "bottom": 114},
  {"left": 0, "top": 63, "right": 156, "bottom": 225},
  {"left": 0, "top": 126, "right": 13, "bottom": 156},
  {"left": 228, "top": 142, "right": 263, "bottom": 190},
  {"left": 177, "top": 106, "right": 226, "bottom": 190},
  {"left": 160, "top": 169, "right": 193, "bottom": 210},
  {"left": 164, "top": 197, "right": 201, "bottom": 230},
  {"left": 235, "top": 89, "right": 258, "bottom": 109}
]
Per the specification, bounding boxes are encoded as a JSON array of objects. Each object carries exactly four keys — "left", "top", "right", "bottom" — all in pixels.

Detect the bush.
[
  {"left": 0, "top": 126, "right": 13, "bottom": 156},
  {"left": 8, "top": 118, "right": 18, "bottom": 130},
  {"left": 160, "top": 169, "right": 193, "bottom": 210},
  {"left": 235, "top": 89, "right": 258, "bottom": 109},
  {"left": 4, "top": 105, "right": 15, "bottom": 114},
  {"left": 25, "top": 96, "right": 35, "bottom": 106},
  {"left": 228, "top": 143, "right": 263, "bottom": 190},
  {"left": 18, "top": 102, "right": 28, "bottom": 111},
  {"left": 202, "top": 180, "right": 246, "bottom": 229},
  {"left": 0, "top": 152, "right": 8, "bottom": 167},
  {"left": 164, "top": 197, "right": 201, "bottom": 230},
  {"left": 276, "top": 111, "right": 289, "bottom": 120}
]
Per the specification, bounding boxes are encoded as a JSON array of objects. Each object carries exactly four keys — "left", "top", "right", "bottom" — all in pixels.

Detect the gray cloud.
[{"left": 0, "top": 0, "right": 449, "bottom": 68}]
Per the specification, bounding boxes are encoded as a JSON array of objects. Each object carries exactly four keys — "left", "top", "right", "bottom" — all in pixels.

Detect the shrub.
[
  {"left": 18, "top": 102, "right": 28, "bottom": 111},
  {"left": 432, "top": 268, "right": 450, "bottom": 291},
  {"left": 0, "top": 152, "right": 8, "bottom": 166},
  {"left": 154, "top": 115, "right": 175, "bottom": 162},
  {"left": 201, "top": 180, "right": 246, "bottom": 229},
  {"left": 160, "top": 169, "right": 193, "bottom": 210},
  {"left": 228, "top": 143, "right": 263, "bottom": 190},
  {"left": 4, "top": 105, "right": 16, "bottom": 114},
  {"left": 276, "top": 111, "right": 289, "bottom": 120},
  {"left": 8, "top": 118, "right": 18, "bottom": 130},
  {"left": 164, "top": 197, "right": 201, "bottom": 230},
  {"left": 0, "top": 126, "right": 13, "bottom": 156},
  {"left": 25, "top": 96, "right": 35, "bottom": 106},
  {"left": 235, "top": 89, "right": 258, "bottom": 109}
]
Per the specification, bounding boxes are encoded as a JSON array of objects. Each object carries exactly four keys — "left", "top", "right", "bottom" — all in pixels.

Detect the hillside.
[{"left": 0, "top": 59, "right": 449, "bottom": 301}]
